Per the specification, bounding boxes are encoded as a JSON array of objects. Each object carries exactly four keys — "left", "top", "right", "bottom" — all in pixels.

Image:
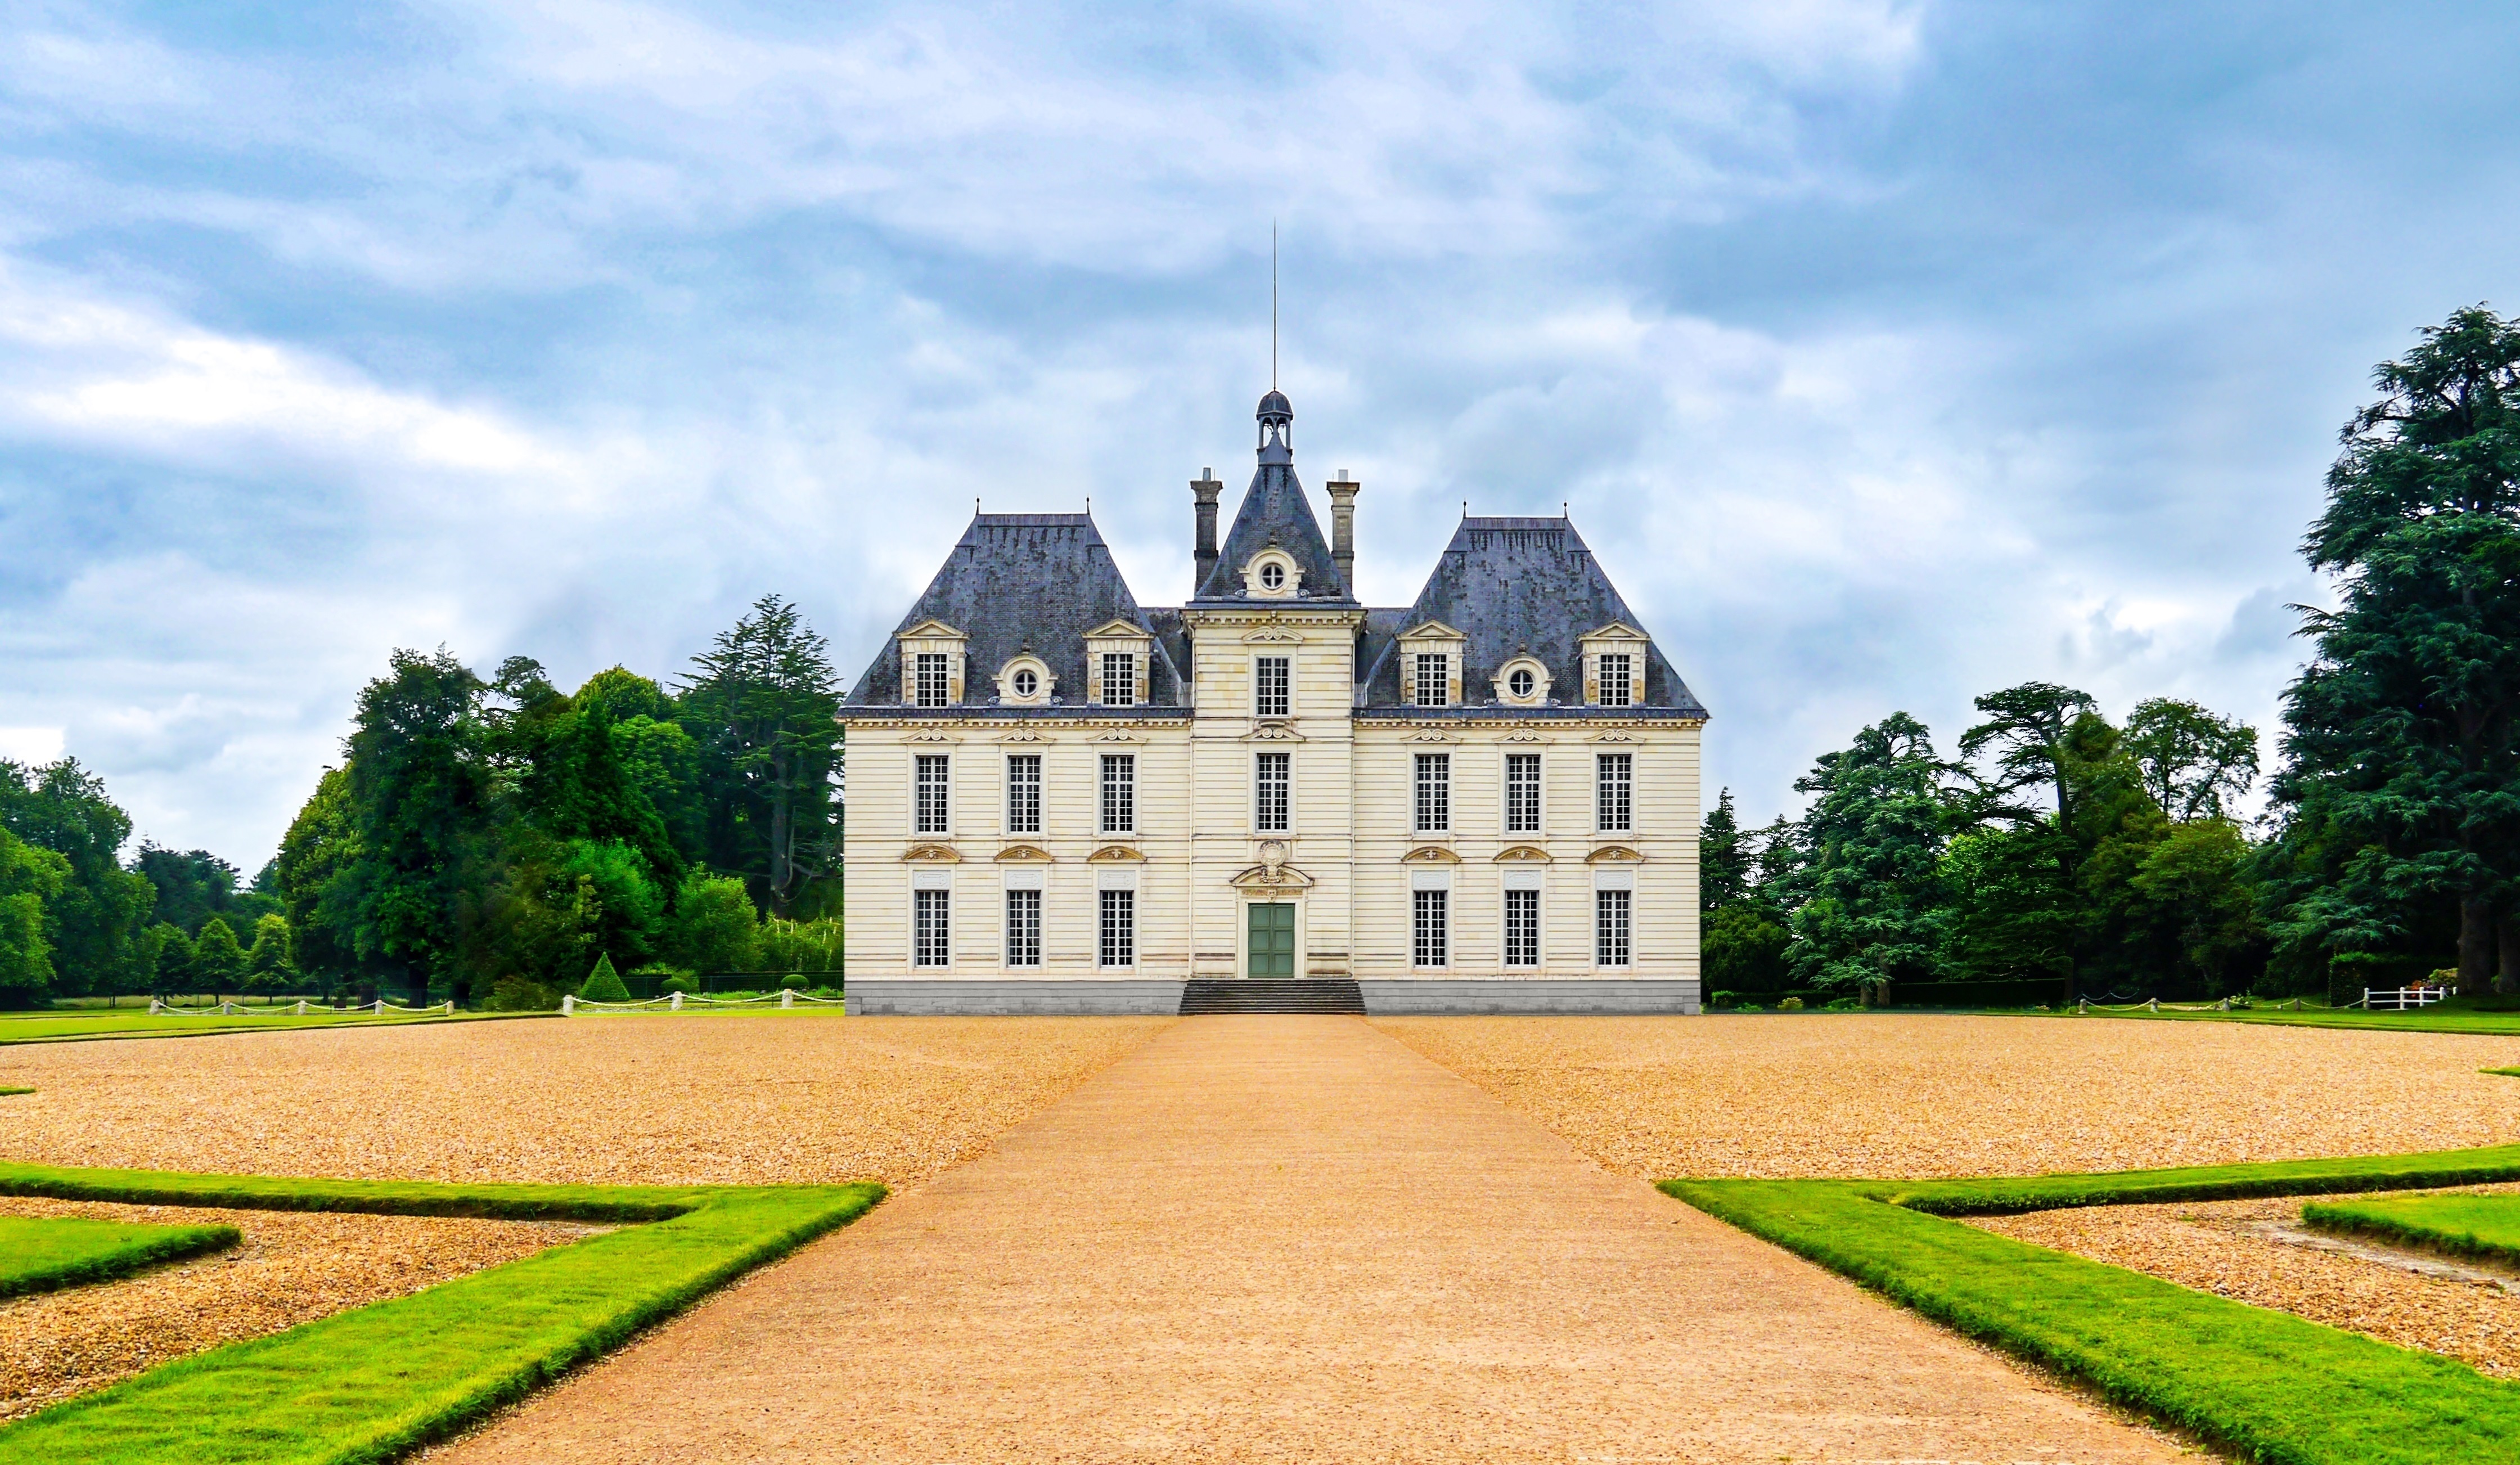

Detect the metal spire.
[{"left": 1271, "top": 219, "right": 1278, "bottom": 390}]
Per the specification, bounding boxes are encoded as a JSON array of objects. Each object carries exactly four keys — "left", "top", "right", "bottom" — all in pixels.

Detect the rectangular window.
[
  {"left": 1004, "top": 888, "right": 1041, "bottom": 967},
  {"left": 1504, "top": 887, "right": 1540, "bottom": 967},
  {"left": 1597, "top": 652, "right": 1634, "bottom": 708},
  {"left": 1100, "top": 753, "right": 1136, "bottom": 834},
  {"left": 914, "top": 652, "right": 952, "bottom": 708},
  {"left": 913, "top": 888, "right": 951, "bottom": 967},
  {"left": 1099, "top": 888, "right": 1136, "bottom": 967},
  {"left": 1505, "top": 753, "right": 1542, "bottom": 833},
  {"left": 1413, "top": 888, "right": 1449, "bottom": 968},
  {"left": 1595, "top": 887, "right": 1632, "bottom": 967},
  {"left": 1413, "top": 653, "right": 1449, "bottom": 707},
  {"left": 1254, "top": 751, "right": 1290, "bottom": 832},
  {"left": 1100, "top": 651, "right": 1137, "bottom": 706},
  {"left": 1414, "top": 753, "right": 1451, "bottom": 833},
  {"left": 1596, "top": 752, "right": 1633, "bottom": 833},
  {"left": 1254, "top": 655, "right": 1291, "bottom": 718},
  {"left": 914, "top": 754, "right": 951, "bottom": 834},
  {"left": 1005, "top": 754, "right": 1041, "bottom": 834}
]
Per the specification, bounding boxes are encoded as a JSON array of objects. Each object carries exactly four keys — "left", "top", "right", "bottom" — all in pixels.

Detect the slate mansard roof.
[
  {"left": 842, "top": 394, "right": 1704, "bottom": 722},
  {"left": 1356, "top": 517, "right": 1707, "bottom": 718},
  {"left": 842, "top": 514, "right": 1184, "bottom": 710}
]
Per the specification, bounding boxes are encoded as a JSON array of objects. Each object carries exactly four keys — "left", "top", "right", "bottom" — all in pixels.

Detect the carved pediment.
[
  {"left": 1241, "top": 628, "right": 1303, "bottom": 644},
  {"left": 903, "top": 730, "right": 957, "bottom": 744},
  {"left": 1498, "top": 731, "right": 1551, "bottom": 743},
  {"left": 1243, "top": 723, "right": 1306, "bottom": 742},
  {"left": 1493, "top": 845, "right": 1552, "bottom": 864},
  {"left": 1586, "top": 844, "right": 1644, "bottom": 864},
  {"left": 1399, "top": 619, "right": 1467, "bottom": 642},
  {"left": 1404, "top": 729, "right": 1460, "bottom": 744},
  {"left": 1083, "top": 618, "right": 1155, "bottom": 642},
  {"left": 1230, "top": 862, "right": 1316, "bottom": 891},
  {"left": 1401, "top": 845, "right": 1463, "bottom": 864},
  {"left": 898, "top": 618, "right": 968, "bottom": 642},
  {"left": 995, "top": 729, "right": 1049, "bottom": 743},
  {"left": 902, "top": 844, "right": 961, "bottom": 863},
  {"left": 1587, "top": 730, "right": 1640, "bottom": 743},
  {"left": 1088, "top": 729, "right": 1146, "bottom": 743},
  {"left": 994, "top": 843, "right": 1051, "bottom": 862},
  {"left": 1088, "top": 844, "right": 1146, "bottom": 862},
  {"left": 1582, "top": 620, "right": 1648, "bottom": 642}
]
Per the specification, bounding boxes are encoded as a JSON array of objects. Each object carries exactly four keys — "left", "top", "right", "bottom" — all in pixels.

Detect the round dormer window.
[
  {"left": 1509, "top": 667, "right": 1534, "bottom": 699},
  {"left": 1012, "top": 668, "right": 1038, "bottom": 698},
  {"left": 1259, "top": 561, "right": 1285, "bottom": 590}
]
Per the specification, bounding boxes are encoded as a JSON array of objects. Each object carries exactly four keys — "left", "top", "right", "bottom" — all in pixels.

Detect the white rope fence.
[
  {"left": 564, "top": 988, "right": 843, "bottom": 1015},
  {"left": 2076, "top": 996, "right": 2308, "bottom": 1014},
  {"left": 147, "top": 999, "right": 456, "bottom": 1017}
]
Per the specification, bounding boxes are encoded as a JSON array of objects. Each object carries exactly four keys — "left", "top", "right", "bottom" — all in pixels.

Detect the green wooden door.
[{"left": 1247, "top": 903, "right": 1296, "bottom": 978}]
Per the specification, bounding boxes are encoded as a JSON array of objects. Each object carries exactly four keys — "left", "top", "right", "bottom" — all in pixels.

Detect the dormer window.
[
  {"left": 1598, "top": 653, "right": 1634, "bottom": 707},
  {"left": 1101, "top": 652, "right": 1138, "bottom": 707},
  {"left": 994, "top": 654, "right": 1055, "bottom": 706},
  {"left": 896, "top": 619, "right": 969, "bottom": 708},
  {"left": 1259, "top": 561, "right": 1284, "bottom": 590},
  {"left": 1577, "top": 623, "right": 1650, "bottom": 709},
  {"left": 1414, "top": 654, "right": 1450, "bottom": 708},
  {"left": 1509, "top": 668, "right": 1534, "bottom": 699},
  {"left": 915, "top": 654, "right": 952, "bottom": 708},
  {"left": 1494, "top": 655, "right": 1551, "bottom": 707},
  {"left": 1012, "top": 668, "right": 1037, "bottom": 698},
  {"left": 1242, "top": 550, "right": 1301, "bottom": 599}
]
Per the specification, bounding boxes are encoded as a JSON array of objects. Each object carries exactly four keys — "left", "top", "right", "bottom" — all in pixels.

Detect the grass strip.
[
  {"left": 0, "top": 1011, "right": 552, "bottom": 1046},
  {"left": 2070, "top": 1005, "right": 2520, "bottom": 1035},
  {"left": 0, "top": 1086, "right": 28, "bottom": 1096},
  {"left": 0, "top": 1163, "right": 885, "bottom": 1465},
  {"left": 0, "top": 1215, "right": 238, "bottom": 1299},
  {"left": 2485, "top": 1067, "right": 2520, "bottom": 1077},
  {"left": 2302, "top": 1192, "right": 2520, "bottom": 1268},
  {"left": 1663, "top": 1145, "right": 2520, "bottom": 1465}
]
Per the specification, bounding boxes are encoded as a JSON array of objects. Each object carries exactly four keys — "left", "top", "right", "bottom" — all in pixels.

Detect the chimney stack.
[
  {"left": 1327, "top": 470, "right": 1360, "bottom": 596},
  {"left": 1191, "top": 468, "right": 1223, "bottom": 595}
]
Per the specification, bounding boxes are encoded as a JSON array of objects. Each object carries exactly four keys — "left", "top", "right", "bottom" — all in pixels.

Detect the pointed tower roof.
[{"left": 1194, "top": 389, "right": 1353, "bottom": 603}]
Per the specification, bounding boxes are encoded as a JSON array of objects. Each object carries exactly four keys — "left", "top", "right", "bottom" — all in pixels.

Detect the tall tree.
[
  {"left": 132, "top": 845, "right": 242, "bottom": 934},
  {"left": 271, "top": 767, "right": 362, "bottom": 988},
  {"left": 2124, "top": 699, "right": 2260, "bottom": 822},
  {"left": 679, "top": 597, "right": 843, "bottom": 916},
  {"left": 0, "top": 828, "right": 70, "bottom": 1003},
  {"left": 1699, "top": 788, "right": 1750, "bottom": 913},
  {"left": 344, "top": 649, "right": 493, "bottom": 1004},
  {"left": 1960, "top": 683, "right": 2099, "bottom": 829},
  {"left": 2272, "top": 305, "right": 2520, "bottom": 991},
  {"left": 1785, "top": 713, "right": 1960, "bottom": 994},
  {"left": 0, "top": 758, "right": 156, "bottom": 997}
]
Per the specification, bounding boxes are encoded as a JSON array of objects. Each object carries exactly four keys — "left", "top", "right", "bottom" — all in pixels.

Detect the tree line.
[
  {"left": 1703, "top": 306, "right": 2520, "bottom": 1005},
  {"left": 0, "top": 595, "right": 846, "bottom": 1009}
]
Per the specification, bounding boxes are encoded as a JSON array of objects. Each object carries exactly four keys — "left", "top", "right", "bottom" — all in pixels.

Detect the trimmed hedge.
[
  {"left": 0, "top": 1216, "right": 238, "bottom": 1300},
  {"left": 1887, "top": 978, "right": 2070, "bottom": 1008},
  {"left": 1662, "top": 1144, "right": 2520, "bottom": 1465},
  {"left": 0, "top": 1163, "right": 885, "bottom": 1464}
]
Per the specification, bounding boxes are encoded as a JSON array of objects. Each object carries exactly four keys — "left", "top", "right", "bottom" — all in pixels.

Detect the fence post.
[
  {"left": 2148, "top": 998, "right": 2159, "bottom": 1012},
  {"left": 670, "top": 991, "right": 684, "bottom": 1012},
  {"left": 562, "top": 993, "right": 575, "bottom": 1015},
  {"left": 149, "top": 998, "right": 162, "bottom": 1014},
  {"left": 444, "top": 1000, "right": 455, "bottom": 1015},
  {"left": 782, "top": 988, "right": 795, "bottom": 1009}
]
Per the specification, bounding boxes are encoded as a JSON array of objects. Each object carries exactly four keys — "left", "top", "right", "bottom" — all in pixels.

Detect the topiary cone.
[{"left": 578, "top": 954, "right": 632, "bottom": 1003}]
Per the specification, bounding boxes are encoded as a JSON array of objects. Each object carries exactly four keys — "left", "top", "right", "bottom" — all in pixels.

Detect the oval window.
[
  {"left": 1509, "top": 668, "right": 1535, "bottom": 699},
  {"left": 1012, "top": 668, "right": 1038, "bottom": 698},
  {"left": 1259, "top": 561, "right": 1285, "bottom": 590}
]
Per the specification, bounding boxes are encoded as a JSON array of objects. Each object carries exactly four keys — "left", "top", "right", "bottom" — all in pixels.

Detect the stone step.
[{"left": 1178, "top": 979, "right": 1366, "bottom": 1015}]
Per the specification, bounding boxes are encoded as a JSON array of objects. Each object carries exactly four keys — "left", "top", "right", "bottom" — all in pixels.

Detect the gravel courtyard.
[
  {"left": 1374, "top": 1012, "right": 2520, "bottom": 1178},
  {"left": 0, "top": 1014, "right": 1171, "bottom": 1188}
]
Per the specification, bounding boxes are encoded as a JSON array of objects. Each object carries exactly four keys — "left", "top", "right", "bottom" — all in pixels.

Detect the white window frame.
[
  {"left": 914, "top": 652, "right": 953, "bottom": 708},
  {"left": 913, "top": 753, "right": 952, "bottom": 835},
  {"left": 1100, "top": 651, "right": 1138, "bottom": 707},
  {"left": 1099, "top": 886, "right": 1137, "bottom": 968},
  {"left": 1595, "top": 752, "right": 1634, "bottom": 834},
  {"left": 1254, "top": 751, "right": 1291, "bottom": 833},
  {"left": 1253, "top": 655, "right": 1292, "bottom": 718},
  {"left": 1100, "top": 753, "right": 1136, "bottom": 834},
  {"left": 1414, "top": 752, "right": 1451, "bottom": 834},
  {"left": 1413, "top": 653, "right": 1450, "bottom": 707},
  {"left": 1596, "top": 651, "right": 1635, "bottom": 708},
  {"left": 1412, "top": 886, "right": 1450, "bottom": 969},
  {"left": 1004, "top": 753, "right": 1041, "bottom": 835},
  {"left": 1003, "top": 886, "right": 1042, "bottom": 968},
  {"left": 912, "top": 886, "right": 952, "bottom": 968},
  {"left": 1595, "top": 885, "right": 1632, "bottom": 968},
  {"left": 1502, "top": 883, "right": 1542, "bottom": 968},
  {"left": 1503, "top": 751, "right": 1544, "bottom": 835}
]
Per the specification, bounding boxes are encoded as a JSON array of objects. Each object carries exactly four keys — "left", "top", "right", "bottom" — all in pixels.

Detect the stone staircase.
[{"left": 1178, "top": 979, "right": 1366, "bottom": 1015}]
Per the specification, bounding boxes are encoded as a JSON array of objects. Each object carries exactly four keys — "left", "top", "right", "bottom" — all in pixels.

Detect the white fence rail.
[
  {"left": 147, "top": 999, "right": 456, "bottom": 1017},
  {"left": 564, "top": 988, "right": 842, "bottom": 1015},
  {"left": 2353, "top": 986, "right": 2452, "bottom": 1011}
]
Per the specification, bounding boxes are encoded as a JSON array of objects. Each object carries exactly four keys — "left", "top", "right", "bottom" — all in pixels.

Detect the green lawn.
[
  {"left": 2303, "top": 1191, "right": 2520, "bottom": 1267},
  {"left": 0, "top": 1215, "right": 238, "bottom": 1300},
  {"left": 1663, "top": 1145, "right": 2520, "bottom": 1465},
  {"left": 0, "top": 1163, "right": 885, "bottom": 1464},
  {"left": 0, "top": 1009, "right": 534, "bottom": 1046},
  {"left": 2066, "top": 997, "right": 2520, "bottom": 1037}
]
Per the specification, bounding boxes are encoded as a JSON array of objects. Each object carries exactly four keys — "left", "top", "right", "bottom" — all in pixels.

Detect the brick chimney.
[
  {"left": 1191, "top": 468, "right": 1223, "bottom": 595},
  {"left": 1327, "top": 470, "right": 1360, "bottom": 596}
]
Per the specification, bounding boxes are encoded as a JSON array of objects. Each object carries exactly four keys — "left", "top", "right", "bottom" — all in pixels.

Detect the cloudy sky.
[{"left": 3, "top": 1, "right": 2515, "bottom": 869}]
